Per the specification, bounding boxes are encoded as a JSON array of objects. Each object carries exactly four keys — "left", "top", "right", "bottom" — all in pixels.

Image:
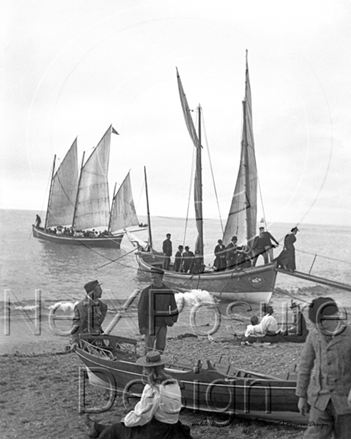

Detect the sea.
[{"left": 1, "top": 208, "right": 351, "bottom": 307}]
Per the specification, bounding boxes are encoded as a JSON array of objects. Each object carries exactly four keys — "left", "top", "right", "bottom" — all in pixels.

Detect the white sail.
[
  {"left": 223, "top": 54, "right": 258, "bottom": 247},
  {"left": 109, "top": 172, "right": 139, "bottom": 232},
  {"left": 46, "top": 139, "right": 78, "bottom": 227},
  {"left": 73, "top": 126, "right": 112, "bottom": 230}
]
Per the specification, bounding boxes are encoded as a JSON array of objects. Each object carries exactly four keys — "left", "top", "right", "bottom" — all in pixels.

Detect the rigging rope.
[{"left": 201, "top": 108, "right": 224, "bottom": 235}]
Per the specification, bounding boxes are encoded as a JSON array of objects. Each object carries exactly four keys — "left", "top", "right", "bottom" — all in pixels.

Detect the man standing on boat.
[
  {"left": 182, "top": 246, "right": 195, "bottom": 273},
  {"left": 174, "top": 245, "right": 184, "bottom": 272},
  {"left": 138, "top": 267, "right": 178, "bottom": 353},
  {"left": 162, "top": 233, "right": 172, "bottom": 270},
  {"left": 70, "top": 280, "right": 108, "bottom": 349},
  {"left": 214, "top": 239, "right": 226, "bottom": 271},
  {"left": 252, "top": 226, "right": 279, "bottom": 266},
  {"left": 296, "top": 297, "right": 351, "bottom": 438},
  {"left": 226, "top": 236, "right": 241, "bottom": 269}
]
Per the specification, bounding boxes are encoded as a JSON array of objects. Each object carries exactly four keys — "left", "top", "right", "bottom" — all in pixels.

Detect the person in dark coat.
[
  {"left": 70, "top": 280, "right": 107, "bottom": 349},
  {"left": 138, "top": 267, "right": 178, "bottom": 353},
  {"left": 35, "top": 214, "right": 42, "bottom": 228},
  {"left": 174, "top": 245, "right": 184, "bottom": 272},
  {"left": 182, "top": 246, "right": 195, "bottom": 273},
  {"left": 214, "top": 239, "right": 226, "bottom": 271},
  {"left": 162, "top": 233, "right": 172, "bottom": 270},
  {"left": 226, "top": 236, "right": 241, "bottom": 269},
  {"left": 84, "top": 351, "right": 192, "bottom": 439},
  {"left": 276, "top": 227, "right": 299, "bottom": 271},
  {"left": 190, "top": 250, "right": 204, "bottom": 274},
  {"left": 252, "top": 226, "right": 279, "bottom": 266}
]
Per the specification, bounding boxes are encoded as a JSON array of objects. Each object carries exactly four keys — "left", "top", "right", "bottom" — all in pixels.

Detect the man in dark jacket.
[
  {"left": 138, "top": 267, "right": 178, "bottom": 353},
  {"left": 252, "top": 227, "right": 279, "bottom": 266},
  {"left": 174, "top": 245, "right": 184, "bottom": 272},
  {"left": 162, "top": 233, "right": 172, "bottom": 270},
  {"left": 70, "top": 280, "right": 107, "bottom": 349}
]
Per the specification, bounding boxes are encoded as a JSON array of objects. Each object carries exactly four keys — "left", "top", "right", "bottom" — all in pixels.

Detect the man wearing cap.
[
  {"left": 182, "top": 246, "right": 195, "bottom": 273},
  {"left": 70, "top": 280, "right": 107, "bottom": 348},
  {"left": 252, "top": 226, "right": 279, "bottom": 266},
  {"left": 138, "top": 267, "right": 178, "bottom": 353},
  {"left": 162, "top": 233, "right": 172, "bottom": 270},
  {"left": 174, "top": 245, "right": 184, "bottom": 272},
  {"left": 296, "top": 297, "right": 351, "bottom": 438}
]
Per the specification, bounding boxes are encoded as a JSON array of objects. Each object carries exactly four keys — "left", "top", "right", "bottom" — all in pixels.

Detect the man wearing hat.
[
  {"left": 138, "top": 267, "right": 178, "bottom": 353},
  {"left": 162, "top": 233, "right": 172, "bottom": 270},
  {"left": 226, "top": 236, "right": 241, "bottom": 269},
  {"left": 182, "top": 246, "right": 195, "bottom": 273},
  {"left": 70, "top": 280, "right": 107, "bottom": 348},
  {"left": 252, "top": 226, "right": 279, "bottom": 266},
  {"left": 296, "top": 297, "right": 351, "bottom": 438}
]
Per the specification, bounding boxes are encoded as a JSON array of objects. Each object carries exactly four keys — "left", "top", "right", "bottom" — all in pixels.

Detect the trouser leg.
[
  {"left": 303, "top": 403, "right": 334, "bottom": 439},
  {"left": 144, "top": 326, "right": 167, "bottom": 353},
  {"left": 265, "top": 246, "right": 273, "bottom": 263}
]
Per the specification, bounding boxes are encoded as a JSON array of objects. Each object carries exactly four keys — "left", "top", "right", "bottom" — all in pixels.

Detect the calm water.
[{"left": 1, "top": 209, "right": 351, "bottom": 309}]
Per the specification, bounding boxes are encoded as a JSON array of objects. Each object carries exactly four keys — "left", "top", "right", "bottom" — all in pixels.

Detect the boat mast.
[
  {"left": 196, "top": 105, "right": 204, "bottom": 259},
  {"left": 44, "top": 155, "right": 56, "bottom": 231},
  {"left": 243, "top": 51, "right": 255, "bottom": 248},
  {"left": 107, "top": 182, "right": 117, "bottom": 233},
  {"left": 144, "top": 166, "right": 153, "bottom": 250},
  {"left": 72, "top": 151, "right": 85, "bottom": 230}
]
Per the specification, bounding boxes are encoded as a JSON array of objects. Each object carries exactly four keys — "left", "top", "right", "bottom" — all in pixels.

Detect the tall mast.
[
  {"left": 72, "top": 151, "right": 85, "bottom": 229},
  {"left": 196, "top": 105, "right": 204, "bottom": 259},
  {"left": 144, "top": 166, "right": 153, "bottom": 250},
  {"left": 108, "top": 182, "right": 117, "bottom": 233},
  {"left": 44, "top": 155, "right": 56, "bottom": 231}
]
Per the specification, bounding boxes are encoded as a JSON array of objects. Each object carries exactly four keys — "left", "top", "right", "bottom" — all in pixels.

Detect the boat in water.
[
  {"left": 133, "top": 54, "right": 277, "bottom": 303},
  {"left": 75, "top": 334, "right": 307, "bottom": 424},
  {"left": 32, "top": 125, "right": 143, "bottom": 248}
]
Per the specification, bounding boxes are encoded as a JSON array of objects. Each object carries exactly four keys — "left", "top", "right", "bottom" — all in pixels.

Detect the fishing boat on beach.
[
  {"left": 32, "top": 125, "right": 144, "bottom": 248},
  {"left": 133, "top": 55, "right": 277, "bottom": 303},
  {"left": 75, "top": 334, "right": 307, "bottom": 424}
]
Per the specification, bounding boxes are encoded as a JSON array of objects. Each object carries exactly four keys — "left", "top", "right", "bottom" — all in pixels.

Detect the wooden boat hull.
[
  {"left": 32, "top": 225, "right": 123, "bottom": 249},
  {"left": 136, "top": 251, "right": 277, "bottom": 304},
  {"left": 75, "top": 336, "right": 306, "bottom": 424}
]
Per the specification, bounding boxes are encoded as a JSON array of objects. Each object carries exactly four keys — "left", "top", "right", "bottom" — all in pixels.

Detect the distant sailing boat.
[
  {"left": 134, "top": 54, "right": 277, "bottom": 304},
  {"left": 32, "top": 125, "right": 143, "bottom": 248}
]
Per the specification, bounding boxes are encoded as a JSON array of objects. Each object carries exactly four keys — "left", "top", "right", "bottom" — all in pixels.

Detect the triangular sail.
[
  {"left": 177, "top": 69, "right": 204, "bottom": 255},
  {"left": 109, "top": 172, "right": 139, "bottom": 232},
  {"left": 46, "top": 139, "right": 78, "bottom": 228},
  {"left": 73, "top": 126, "right": 112, "bottom": 230},
  {"left": 223, "top": 54, "right": 258, "bottom": 247}
]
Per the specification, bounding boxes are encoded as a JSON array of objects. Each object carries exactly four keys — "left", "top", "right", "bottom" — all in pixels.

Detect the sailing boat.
[
  {"left": 134, "top": 55, "right": 277, "bottom": 304},
  {"left": 32, "top": 125, "right": 142, "bottom": 248}
]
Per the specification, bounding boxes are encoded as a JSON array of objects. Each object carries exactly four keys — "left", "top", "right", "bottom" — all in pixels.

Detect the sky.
[{"left": 1, "top": 0, "right": 351, "bottom": 227}]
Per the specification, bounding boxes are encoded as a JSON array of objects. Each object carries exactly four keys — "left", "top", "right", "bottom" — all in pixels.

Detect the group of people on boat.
[
  {"left": 34, "top": 214, "right": 114, "bottom": 238},
  {"left": 160, "top": 226, "right": 299, "bottom": 274},
  {"left": 214, "top": 226, "right": 299, "bottom": 272},
  {"left": 69, "top": 274, "right": 351, "bottom": 439},
  {"left": 162, "top": 234, "right": 204, "bottom": 274}
]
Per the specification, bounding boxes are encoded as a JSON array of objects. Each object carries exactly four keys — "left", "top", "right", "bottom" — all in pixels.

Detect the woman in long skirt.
[{"left": 276, "top": 227, "right": 299, "bottom": 271}]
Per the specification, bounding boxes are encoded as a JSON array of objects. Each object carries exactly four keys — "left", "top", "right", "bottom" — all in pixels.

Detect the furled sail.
[
  {"left": 177, "top": 69, "right": 204, "bottom": 255},
  {"left": 46, "top": 139, "right": 78, "bottom": 228},
  {"left": 73, "top": 126, "right": 113, "bottom": 230},
  {"left": 223, "top": 54, "right": 258, "bottom": 247},
  {"left": 109, "top": 172, "right": 139, "bottom": 232}
]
